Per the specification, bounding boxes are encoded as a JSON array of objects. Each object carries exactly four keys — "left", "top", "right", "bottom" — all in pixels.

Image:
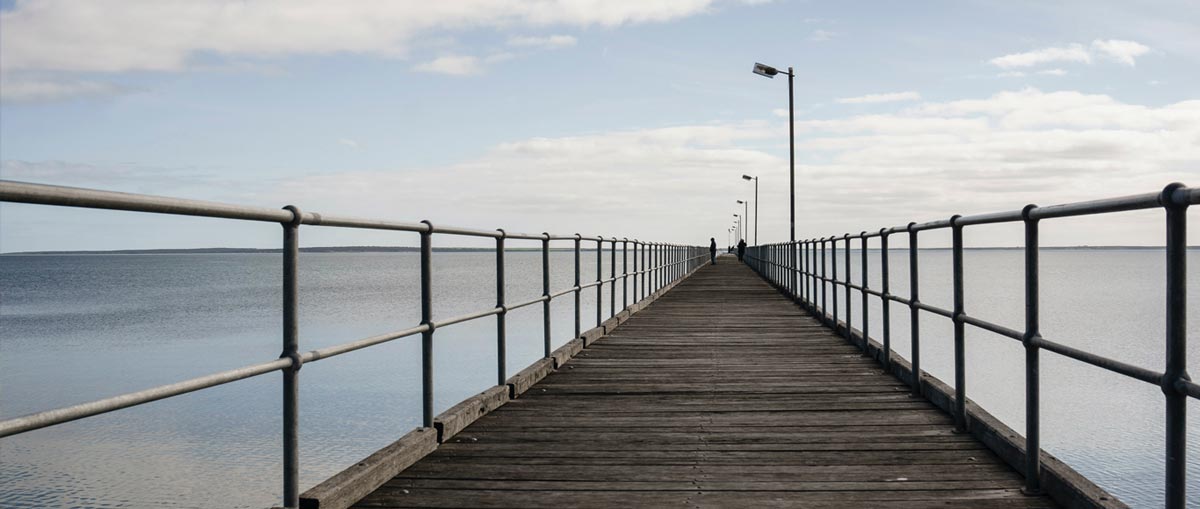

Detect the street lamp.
[
  {"left": 736, "top": 200, "right": 748, "bottom": 242},
  {"left": 742, "top": 174, "right": 758, "bottom": 245},
  {"left": 752, "top": 61, "right": 796, "bottom": 296}
]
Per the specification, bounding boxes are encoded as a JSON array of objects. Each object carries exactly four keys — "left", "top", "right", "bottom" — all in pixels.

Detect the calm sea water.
[{"left": 0, "top": 250, "right": 1196, "bottom": 508}]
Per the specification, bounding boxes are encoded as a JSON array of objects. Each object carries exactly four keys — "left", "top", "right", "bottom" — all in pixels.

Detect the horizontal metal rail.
[
  {"left": 745, "top": 182, "right": 1195, "bottom": 509},
  {"left": 0, "top": 179, "right": 708, "bottom": 509}
]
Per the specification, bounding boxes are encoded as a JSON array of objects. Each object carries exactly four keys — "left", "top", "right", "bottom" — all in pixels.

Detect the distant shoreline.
[{"left": 1, "top": 245, "right": 1191, "bottom": 256}]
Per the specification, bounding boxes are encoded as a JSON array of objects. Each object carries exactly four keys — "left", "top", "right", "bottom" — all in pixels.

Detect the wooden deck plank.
[{"left": 351, "top": 260, "right": 1056, "bottom": 508}]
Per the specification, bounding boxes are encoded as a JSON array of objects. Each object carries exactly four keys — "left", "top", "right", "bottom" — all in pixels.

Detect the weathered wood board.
[{"left": 351, "top": 260, "right": 1059, "bottom": 508}]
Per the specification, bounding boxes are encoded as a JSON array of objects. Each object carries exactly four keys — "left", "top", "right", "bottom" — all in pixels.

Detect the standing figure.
[
  {"left": 737, "top": 239, "right": 747, "bottom": 261},
  {"left": 709, "top": 238, "right": 717, "bottom": 265}
]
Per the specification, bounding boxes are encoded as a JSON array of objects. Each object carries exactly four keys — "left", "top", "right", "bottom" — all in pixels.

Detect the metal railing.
[
  {"left": 745, "top": 182, "right": 1196, "bottom": 508},
  {"left": 0, "top": 180, "right": 708, "bottom": 509}
]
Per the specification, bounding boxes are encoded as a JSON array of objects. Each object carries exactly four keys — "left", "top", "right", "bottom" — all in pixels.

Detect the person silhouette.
[
  {"left": 737, "top": 239, "right": 746, "bottom": 261},
  {"left": 709, "top": 238, "right": 717, "bottom": 265}
]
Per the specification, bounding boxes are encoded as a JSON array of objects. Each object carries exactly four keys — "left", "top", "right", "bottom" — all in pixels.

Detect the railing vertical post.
[
  {"left": 832, "top": 237, "right": 839, "bottom": 329},
  {"left": 280, "top": 206, "right": 301, "bottom": 509},
  {"left": 811, "top": 239, "right": 818, "bottom": 310},
  {"left": 844, "top": 233, "right": 851, "bottom": 342},
  {"left": 542, "top": 233, "right": 551, "bottom": 358},
  {"left": 820, "top": 238, "right": 827, "bottom": 322},
  {"left": 791, "top": 233, "right": 798, "bottom": 300},
  {"left": 596, "top": 238, "right": 603, "bottom": 327},
  {"left": 801, "top": 241, "right": 806, "bottom": 304},
  {"left": 419, "top": 220, "right": 434, "bottom": 428},
  {"left": 573, "top": 234, "right": 581, "bottom": 340},
  {"left": 633, "top": 241, "right": 639, "bottom": 304},
  {"left": 1021, "top": 205, "right": 1041, "bottom": 495},
  {"left": 610, "top": 238, "right": 616, "bottom": 318},
  {"left": 796, "top": 242, "right": 802, "bottom": 303},
  {"left": 650, "top": 243, "right": 655, "bottom": 293},
  {"left": 908, "top": 222, "right": 921, "bottom": 397},
  {"left": 672, "top": 243, "right": 681, "bottom": 280},
  {"left": 623, "top": 239, "right": 629, "bottom": 310},
  {"left": 672, "top": 245, "right": 677, "bottom": 281},
  {"left": 656, "top": 243, "right": 661, "bottom": 291},
  {"left": 951, "top": 216, "right": 966, "bottom": 433},
  {"left": 497, "top": 230, "right": 507, "bottom": 385},
  {"left": 880, "top": 229, "right": 891, "bottom": 370},
  {"left": 860, "top": 232, "right": 870, "bottom": 357},
  {"left": 801, "top": 241, "right": 807, "bottom": 307},
  {"left": 1162, "top": 183, "right": 1188, "bottom": 509},
  {"left": 641, "top": 241, "right": 647, "bottom": 300}
]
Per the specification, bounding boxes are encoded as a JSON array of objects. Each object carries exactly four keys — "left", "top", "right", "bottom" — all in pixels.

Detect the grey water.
[{"left": 0, "top": 249, "right": 1196, "bottom": 508}]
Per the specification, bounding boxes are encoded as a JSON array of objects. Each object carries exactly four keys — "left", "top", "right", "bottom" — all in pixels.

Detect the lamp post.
[
  {"left": 742, "top": 174, "right": 758, "bottom": 245},
  {"left": 752, "top": 62, "right": 796, "bottom": 296},
  {"left": 737, "top": 200, "right": 749, "bottom": 242}
]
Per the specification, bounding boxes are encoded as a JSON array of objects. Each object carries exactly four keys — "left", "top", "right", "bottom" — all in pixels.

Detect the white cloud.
[
  {"left": 989, "top": 40, "right": 1151, "bottom": 69},
  {"left": 338, "top": 139, "right": 360, "bottom": 149},
  {"left": 835, "top": 91, "right": 920, "bottom": 104},
  {"left": 243, "top": 88, "right": 1198, "bottom": 247},
  {"left": 989, "top": 43, "right": 1091, "bottom": 68},
  {"left": 997, "top": 71, "right": 1026, "bottom": 78},
  {"left": 0, "top": 1, "right": 730, "bottom": 74},
  {"left": 414, "top": 55, "right": 481, "bottom": 76},
  {"left": 5, "top": 88, "right": 1195, "bottom": 248},
  {"left": 485, "top": 52, "right": 516, "bottom": 63},
  {"left": 808, "top": 30, "right": 836, "bottom": 42},
  {"left": 1037, "top": 68, "right": 1068, "bottom": 76},
  {"left": 1091, "top": 39, "right": 1151, "bottom": 66},
  {"left": 0, "top": 77, "right": 131, "bottom": 103},
  {"left": 507, "top": 35, "right": 577, "bottom": 49}
]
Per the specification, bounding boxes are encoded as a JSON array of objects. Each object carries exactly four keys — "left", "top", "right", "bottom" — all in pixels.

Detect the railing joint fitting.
[
  {"left": 1163, "top": 370, "right": 1192, "bottom": 396},
  {"left": 281, "top": 205, "right": 303, "bottom": 227},
  {"left": 420, "top": 219, "right": 434, "bottom": 234},
  {"left": 1021, "top": 204, "right": 1039, "bottom": 222},
  {"left": 1160, "top": 182, "right": 1189, "bottom": 209},
  {"left": 496, "top": 228, "right": 506, "bottom": 239},
  {"left": 280, "top": 350, "right": 303, "bottom": 371},
  {"left": 423, "top": 321, "right": 437, "bottom": 334},
  {"left": 1022, "top": 332, "right": 1041, "bottom": 348}
]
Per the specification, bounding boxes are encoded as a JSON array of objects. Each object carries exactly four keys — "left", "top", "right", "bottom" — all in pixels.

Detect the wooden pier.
[{"left": 341, "top": 259, "right": 1057, "bottom": 508}]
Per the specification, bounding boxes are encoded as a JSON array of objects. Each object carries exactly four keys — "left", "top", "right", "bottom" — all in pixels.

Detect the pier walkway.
[{"left": 351, "top": 259, "right": 1055, "bottom": 508}]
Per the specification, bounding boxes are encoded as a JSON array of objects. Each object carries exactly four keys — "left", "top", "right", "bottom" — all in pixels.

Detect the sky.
[{"left": 1, "top": 0, "right": 1198, "bottom": 252}]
